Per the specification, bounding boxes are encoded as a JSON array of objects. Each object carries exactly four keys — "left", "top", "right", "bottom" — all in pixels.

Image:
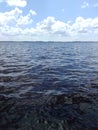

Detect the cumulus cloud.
[
  {"left": 81, "top": 1, "right": 89, "bottom": 8},
  {"left": 0, "top": 8, "right": 37, "bottom": 39},
  {"left": 29, "top": 10, "right": 37, "bottom": 16},
  {"left": 17, "top": 14, "right": 33, "bottom": 26},
  {"left": 3, "top": 0, "right": 27, "bottom": 7},
  {"left": 16, "top": 10, "right": 37, "bottom": 26},
  {"left": 24, "top": 16, "right": 98, "bottom": 41},
  {"left": 0, "top": 8, "right": 37, "bottom": 27},
  {"left": 71, "top": 17, "right": 94, "bottom": 35},
  {"left": 36, "top": 17, "right": 55, "bottom": 32},
  {"left": 36, "top": 17, "right": 70, "bottom": 37},
  {"left": 0, "top": 7, "right": 22, "bottom": 26},
  {"left": 0, "top": 7, "right": 98, "bottom": 41}
]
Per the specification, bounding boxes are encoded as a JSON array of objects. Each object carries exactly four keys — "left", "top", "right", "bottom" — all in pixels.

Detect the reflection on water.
[{"left": 0, "top": 41, "right": 98, "bottom": 130}]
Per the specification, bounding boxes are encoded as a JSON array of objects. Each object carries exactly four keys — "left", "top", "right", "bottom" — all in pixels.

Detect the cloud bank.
[{"left": 0, "top": 7, "right": 98, "bottom": 41}]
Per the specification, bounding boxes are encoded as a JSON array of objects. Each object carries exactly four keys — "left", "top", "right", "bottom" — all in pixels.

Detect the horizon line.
[{"left": 0, "top": 40, "right": 98, "bottom": 43}]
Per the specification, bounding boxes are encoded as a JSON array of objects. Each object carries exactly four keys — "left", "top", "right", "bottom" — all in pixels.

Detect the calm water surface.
[{"left": 0, "top": 42, "right": 98, "bottom": 130}]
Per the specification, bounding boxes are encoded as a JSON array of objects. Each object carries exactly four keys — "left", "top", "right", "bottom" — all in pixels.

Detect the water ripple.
[
  {"left": 1, "top": 42, "right": 98, "bottom": 129},
  {"left": 0, "top": 42, "right": 98, "bottom": 98}
]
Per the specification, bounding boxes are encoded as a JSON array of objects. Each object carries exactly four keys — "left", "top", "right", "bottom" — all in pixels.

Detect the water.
[{"left": 0, "top": 41, "right": 98, "bottom": 130}]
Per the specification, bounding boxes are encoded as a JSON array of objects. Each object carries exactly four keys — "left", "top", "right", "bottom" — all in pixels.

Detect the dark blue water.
[{"left": 0, "top": 41, "right": 98, "bottom": 130}]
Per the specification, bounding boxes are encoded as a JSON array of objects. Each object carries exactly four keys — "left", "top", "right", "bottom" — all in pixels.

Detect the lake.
[{"left": 0, "top": 41, "right": 98, "bottom": 130}]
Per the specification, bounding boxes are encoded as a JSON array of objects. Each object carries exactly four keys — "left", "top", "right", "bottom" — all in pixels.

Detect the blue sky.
[{"left": 0, "top": 0, "right": 98, "bottom": 41}]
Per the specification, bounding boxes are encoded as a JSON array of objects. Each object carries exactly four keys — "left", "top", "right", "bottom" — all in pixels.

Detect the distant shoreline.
[{"left": 0, "top": 41, "right": 98, "bottom": 43}]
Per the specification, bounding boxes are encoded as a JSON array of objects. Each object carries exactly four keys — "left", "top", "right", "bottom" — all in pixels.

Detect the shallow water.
[{"left": 0, "top": 41, "right": 98, "bottom": 130}]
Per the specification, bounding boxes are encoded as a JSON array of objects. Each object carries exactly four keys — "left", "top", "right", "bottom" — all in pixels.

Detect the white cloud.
[
  {"left": 70, "top": 17, "right": 98, "bottom": 41},
  {"left": 0, "top": 8, "right": 36, "bottom": 39},
  {"left": 0, "top": 7, "right": 22, "bottom": 26},
  {"left": 6, "top": 0, "right": 27, "bottom": 7},
  {"left": 0, "top": 8, "right": 37, "bottom": 27},
  {"left": 24, "top": 16, "right": 98, "bottom": 41},
  {"left": 17, "top": 14, "right": 33, "bottom": 26},
  {"left": 72, "top": 17, "right": 91, "bottom": 33},
  {"left": 29, "top": 10, "right": 37, "bottom": 16},
  {"left": 0, "top": 8, "right": 98, "bottom": 41},
  {"left": 36, "top": 17, "right": 55, "bottom": 32},
  {"left": 37, "top": 17, "right": 70, "bottom": 34},
  {"left": 0, "top": 25, "right": 22, "bottom": 36},
  {"left": 35, "top": 17, "right": 70, "bottom": 40},
  {"left": 17, "top": 10, "right": 37, "bottom": 26},
  {"left": 81, "top": 1, "right": 89, "bottom": 8}
]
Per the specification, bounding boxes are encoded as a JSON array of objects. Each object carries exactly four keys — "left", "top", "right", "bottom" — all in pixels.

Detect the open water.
[{"left": 0, "top": 41, "right": 98, "bottom": 130}]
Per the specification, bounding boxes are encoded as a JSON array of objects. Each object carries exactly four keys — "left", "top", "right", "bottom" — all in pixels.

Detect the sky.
[{"left": 0, "top": 0, "right": 98, "bottom": 41}]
